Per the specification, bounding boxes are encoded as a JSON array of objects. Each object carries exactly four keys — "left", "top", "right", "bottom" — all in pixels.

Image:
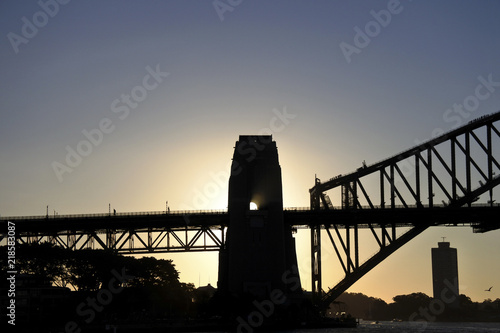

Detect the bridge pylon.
[{"left": 217, "top": 135, "right": 303, "bottom": 313}]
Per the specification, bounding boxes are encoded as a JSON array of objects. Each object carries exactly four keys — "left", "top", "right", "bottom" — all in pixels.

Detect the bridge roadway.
[{"left": 1, "top": 204, "right": 499, "bottom": 237}]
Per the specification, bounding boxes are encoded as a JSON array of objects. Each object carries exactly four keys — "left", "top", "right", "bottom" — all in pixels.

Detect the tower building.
[{"left": 431, "top": 241, "right": 459, "bottom": 309}]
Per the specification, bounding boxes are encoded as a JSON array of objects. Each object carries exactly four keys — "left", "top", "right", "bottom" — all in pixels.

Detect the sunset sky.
[{"left": 1, "top": 1, "right": 499, "bottom": 304}]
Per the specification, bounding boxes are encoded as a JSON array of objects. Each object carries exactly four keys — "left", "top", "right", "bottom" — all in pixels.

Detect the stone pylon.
[{"left": 218, "top": 135, "right": 302, "bottom": 302}]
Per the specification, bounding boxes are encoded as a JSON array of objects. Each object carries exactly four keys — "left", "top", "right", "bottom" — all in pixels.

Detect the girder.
[
  {"left": 2, "top": 205, "right": 498, "bottom": 258},
  {"left": 3, "top": 226, "right": 226, "bottom": 254},
  {"left": 311, "top": 112, "right": 500, "bottom": 205},
  {"left": 0, "top": 211, "right": 228, "bottom": 253},
  {"left": 321, "top": 223, "right": 430, "bottom": 308},
  {"left": 309, "top": 111, "right": 500, "bottom": 309}
]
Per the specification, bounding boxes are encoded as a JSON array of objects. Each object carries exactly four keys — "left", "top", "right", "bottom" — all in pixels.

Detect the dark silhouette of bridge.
[{"left": 1, "top": 111, "right": 500, "bottom": 311}]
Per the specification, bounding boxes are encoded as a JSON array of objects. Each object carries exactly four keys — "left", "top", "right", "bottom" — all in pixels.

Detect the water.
[{"left": 285, "top": 321, "right": 500, "bottom": 333}]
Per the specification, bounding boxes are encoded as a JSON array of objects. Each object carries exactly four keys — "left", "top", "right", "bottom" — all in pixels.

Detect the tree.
[
  {"left": 1, "top": 243, "right": 70, "bottom": 287},
  {"left": 128, "top": 256, "right": 180, "bottom": 288},
  {"left": 334, "top": 292, "right": 389, "bottom": 320},
  {"left": 66, "top": 249, "right": 125, "bottom": 291},
  {"left": 390, "top": 292, "right": 432, "bottom": 319}
]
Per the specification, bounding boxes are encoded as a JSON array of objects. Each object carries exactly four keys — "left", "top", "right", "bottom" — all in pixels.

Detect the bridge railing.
[
  {"left": 0, "top": 209, "right": 228, "bottom": 221},
  {"left": 2, "top": 203, "right": 498, "bottom": 222}
]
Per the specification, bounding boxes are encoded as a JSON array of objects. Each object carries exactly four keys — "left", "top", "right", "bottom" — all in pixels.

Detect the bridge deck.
[{"left": 1, "top": 205, "right": 499, "bottom": 234}]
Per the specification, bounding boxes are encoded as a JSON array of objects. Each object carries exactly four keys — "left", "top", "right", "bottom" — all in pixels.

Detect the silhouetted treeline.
[
  {"left": 1, "top": 242, "right": 191, "bottom": 290},
  {"left": 334, "top": 292, "right": 500, "bottom": 322},
  {"left": 0, "top": 243, "right": 204, "bottom": 331}
]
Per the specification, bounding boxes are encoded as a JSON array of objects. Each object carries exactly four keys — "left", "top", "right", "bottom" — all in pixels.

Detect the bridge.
[{"left": 1, "top": 111, "right": 500, "bottom": 310}]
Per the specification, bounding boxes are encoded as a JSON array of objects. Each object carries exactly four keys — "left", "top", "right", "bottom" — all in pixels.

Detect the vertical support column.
[
  {"left": 382, "top": 225, "right": 386, "bottom": 247},
  {"left": 87, "top": 234, "right": 94, "bottom": 249},
  {"left": 487, "top": 124, "right": 493, "bottom": 205},
  {"left": 148, "top": 227, "right": 153, "bottom": 251},
  {"left": 203, "top": 227, "right": 207, "bottom": 250},
  {"left": 428, "top": 148, "right": 433, "bottom": 208},
  {"left": 390, "top": 164, "right": 395, "bottom": 208},
  {"left": 106, "top": 229, "right": 116, "bottom": 250},
  {"left": 48, "top": 234, "right": 56, "bottom": 245},
  {"left": 342, "top": 185, "right": 348, "bottom": 209},
  {"left": 380, "top": 169, "right": 385, "bottom": 208},
  {"left": 465, "top": 131, "right": 471, "bottom": 207},
  {"left": 451, "top": 138, "right": 457, "bottom": 201},
  {"left": 311, "top": 225, "right": 322, "bottom": 303},
  {"left": 129, "top": 230, "right": 134, "bottom": 253},
  {"left": 352, "top": 181, "right": 358, "bottom": 209},
  {"left": 221, "top": 225, "right": 225, "bottom": 249},
  {"left": 310, "top": 179, "right": 322, "bottom": 304},
  {"left": 354, "top": 224, "right": 359, "bottom": 269},
  {"left": 415, "top": 154, "right": 421, "bottom": 207},
  {"left": 346, "top": 224, "right": 351, "bottom": 274},
  {"left": 68, "top": 230, "right": 76, "bottom": 250},
  {"left": 311, "top": 177, "right": 321, "bottom": 210}
]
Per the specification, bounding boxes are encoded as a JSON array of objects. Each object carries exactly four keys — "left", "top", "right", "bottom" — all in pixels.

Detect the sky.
[{"left": 1, "top": 0, "right": 500, "bottom": 304}]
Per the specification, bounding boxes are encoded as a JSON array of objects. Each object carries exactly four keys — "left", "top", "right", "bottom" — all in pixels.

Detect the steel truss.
[
  {"left": 309, "top": 111, "right": 500, "bottom": 309},
  {"left": 16, "top": 226, "right": 225, "bottom": 253},
  {"left": 2, "top": 211, "right": 228, "bottom": 253}
]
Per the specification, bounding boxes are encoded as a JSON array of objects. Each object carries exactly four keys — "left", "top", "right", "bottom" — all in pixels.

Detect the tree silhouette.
[
  {"left": 8, "top": 242, "right": 69, "bottom": 286},
  {"left": 128, "top": 256, "right": 179, "bottom": 288},
  {"left": 66, "top": 249, "right": 125, "bottom": 290},
  {"left": 390, "top": 292, "right": 433, "bottom": 319}
]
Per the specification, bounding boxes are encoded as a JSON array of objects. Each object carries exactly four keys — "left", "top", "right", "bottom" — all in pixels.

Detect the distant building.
[
  {"left": 431, "top": 241, "right": 459, "bottom": 309},
  {"left": 195, "top": 283, "right": 216, "bottom": 303}
]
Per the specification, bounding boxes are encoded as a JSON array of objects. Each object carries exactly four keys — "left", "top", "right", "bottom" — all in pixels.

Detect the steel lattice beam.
[{"left": 309, "top": 111, "right": 500, "bottom": 308}]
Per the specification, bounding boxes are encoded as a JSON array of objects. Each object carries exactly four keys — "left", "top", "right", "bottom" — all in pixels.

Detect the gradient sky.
[{"left": 1, "top": 1, "right": 500, "bottom": 304}]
